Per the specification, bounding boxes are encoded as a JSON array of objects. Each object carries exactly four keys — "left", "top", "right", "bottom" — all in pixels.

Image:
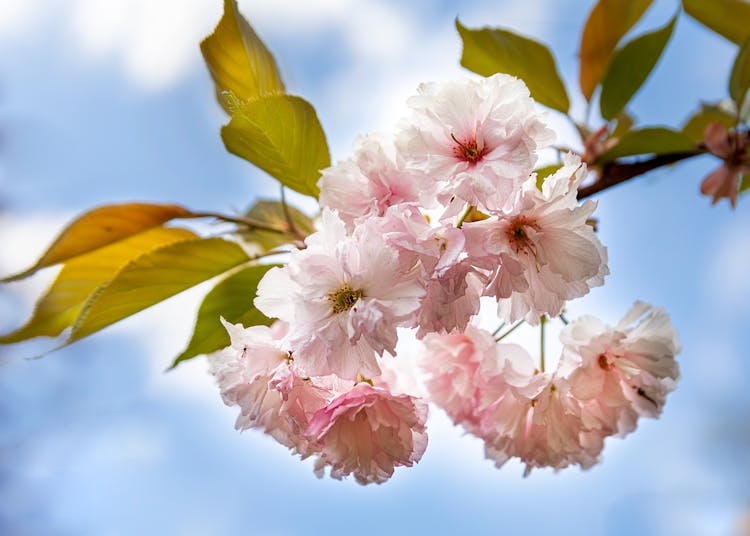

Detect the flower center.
[
  {"left": 328, "top": 285, "right": 363, "bottom": 314},
  {"left": 451, "top": 133, "right": 487, "bottom": 164},
  {"left": 506, "top": 216, "right": 539, "bottom": 255}
]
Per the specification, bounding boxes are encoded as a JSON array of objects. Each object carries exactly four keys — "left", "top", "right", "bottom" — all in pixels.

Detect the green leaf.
[
  {"left": 683, "top": 0, "right": 750, "bottom": 44},
  {"left": 612, "top": 112, "right": 636, "bottom": 138},
  {"left": 682, "top": 103, "right": 737, "bottom": 142},
  {"left": 221, "top": 95, "right": 330, "bottom": 198},
  {"left": 67, "top": 238, "right": 251, "bottom": 343},
  {"left": 456, "top": 19, "right": 570, "bottom": 112},
  {"left": 242, "top": 199, "right": 315, "bottom": 251},
  {"left": 730, "top": 35, "right": 750, "bottom": 114},
  {"left": 2, "top": 203, "right": 192, "bottom": 282},
  {"left": 200, "top": 0, "right": 285, "bottom": 113},
  {"left": 600, "top": 14, "right": 677, "bottom": 120},
  {"left": 599, "top": 127, "right": 697, "bottom": 162},
  {"left": 535, "top": 165, "right": 562, "bottom": 189},
  {"left": 171, "top": 264, "right": 278, "bottom": 368},
  {"left": 0, "top": 227, "right": 197, "bottom": 344},
  {"left": 740, "top": 174, "right": 750, "bottom": 195},
  {"left": 579, "top": 0, "right": 654, "bottom": 100}
]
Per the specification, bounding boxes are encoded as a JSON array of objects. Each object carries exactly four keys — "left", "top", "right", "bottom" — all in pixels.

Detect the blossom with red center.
[
  {"left": 395, "top": 73, "right": 554, "bottom": 212},
  {"left": 463, "top": 154, "right": 608, "bottom": 324},
  {"left": 560, "top": 302, "right": 681, "bottom": 436},
  {"left": 451, "top": 133, "right": 488, "bottom": 164}
]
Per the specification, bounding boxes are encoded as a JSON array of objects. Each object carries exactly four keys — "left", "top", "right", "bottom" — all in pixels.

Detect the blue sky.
[{"left": 1, "top": 1, "right": 749, "bottom": 535}]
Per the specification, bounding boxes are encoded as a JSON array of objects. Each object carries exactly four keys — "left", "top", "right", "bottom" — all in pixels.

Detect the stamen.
[
  {"left": 328, "top": 285, "right": 364, "bottom": 313},
  {"left": 451, "top": 133, "right": 487, "bottom": 164},
  {"left": 506, "top": 216, "right": 540, "bottom": 259}
]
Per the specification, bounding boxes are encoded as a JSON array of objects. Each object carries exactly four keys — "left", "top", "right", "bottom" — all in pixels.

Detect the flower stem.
[
  {"left": 496, "top": 320, "right": 523, "bottom": 342},
  {"left": 491, "top": 322, "right": 506, "bottom": 337},
  {"left": 456, "top": 204, "right": 474, "bottom": 228},
  {"left": 559, "top": 312, "right": 569, "bottom": 325},
  {"left": 539, "top": 315, "right": 546, "bottom": 372}
]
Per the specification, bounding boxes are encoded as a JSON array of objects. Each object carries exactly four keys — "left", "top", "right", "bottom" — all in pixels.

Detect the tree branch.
[
  {"left": 577, "top": 150, "right": 705, "bottom": 200},
  {"left": 187, "top": 211, "right": 290, "bottom": 234}
]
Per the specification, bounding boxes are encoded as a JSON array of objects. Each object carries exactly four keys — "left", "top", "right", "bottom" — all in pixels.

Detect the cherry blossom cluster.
[
  {"left": 422, "top": 302, "right": 680, "bottom": 475},
  {"left": 207, "top": 74, "right": 680, "bottom": 484},
  {"left": 209, "top": 318, "right": 427, "bottom": 484}
]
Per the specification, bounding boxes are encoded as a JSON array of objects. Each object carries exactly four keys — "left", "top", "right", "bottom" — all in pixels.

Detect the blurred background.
[{"left": 0, "top": 0, "right": 748, "bottom": 534}]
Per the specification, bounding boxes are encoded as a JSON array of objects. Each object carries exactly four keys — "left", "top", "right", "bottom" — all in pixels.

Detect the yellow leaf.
[
  {"left": 221, "top": 95, "right": 330, "bottom": 198},
  {"left": 68, "top": 237, "right": 251, "bottom": 343},
  {"left": 201, "top": 0, "right": 286, "bottom": 113},
  {"left": 579, "top": 0, "right": 653, "bottom": 100},
  {"left": 683, "top": 0, "right": 750, "bottom": 45},
  {"left": 3, "top": 203, "right": 192, "bottom": 282},
  {"left": 0, "top": 227, "right": 197, "bottom": 344}
]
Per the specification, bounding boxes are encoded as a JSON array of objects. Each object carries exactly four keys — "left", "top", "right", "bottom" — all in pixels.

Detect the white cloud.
[
  {"left": 0, "top": 0, "right": 219, "bottom": 90},
  {"left": 68, "top": 0, "right": 220, "bottom": 90},
  {"left": 0, "top": 0, "right": 570, "bottom": 133},
  {"left": 0, "top": 0, "right": 34, "bottom": 37}
]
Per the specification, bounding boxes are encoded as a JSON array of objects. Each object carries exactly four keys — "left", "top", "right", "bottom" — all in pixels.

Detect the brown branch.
[
  {"left": 279, "top": 186, "right": 307, "bottom": 241},
  {"left": 577, "top": 150, "right": 705, "bottom": 200},
  {"left": 186, "top": 211, "right": 290, "bottom": 234}
]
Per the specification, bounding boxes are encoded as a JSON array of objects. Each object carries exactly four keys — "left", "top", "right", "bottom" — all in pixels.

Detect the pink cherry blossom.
[
  {"left": 204, "top": 71, "right": 683, "bottom": 483},
  {"left": 421, "top": 325, "right": 498, "bottom": 428},
  {"left": 396, "top": 73, "right": 554, "bottom": 211},
  {"left": 415, "top": 261, "right": 485, "bottom": 336},
  {"left": 207, "top": 320, "right": 331, "bottom": 455},
  {"left": 422, "top": 323, "right": 608, "bottom": 474},
  {"left": 207, "top": 319, "right": 289, "bottom": 430},
  {"left": 306, "top": 383, "right": 428, "bottom": 484},
  {"left": 560, "top": 302, "right": 681, "bottom": 436},
  {"left": 369, "top": 205, "right": 488, "bottom": 335},
  {"left": 479, "top": 376, "right": 605, "bottom": 475},
  {"left": 318, "top": 134, "right": 428, "bottom": 226},
  {"left": 467, "top": 337, "right": 602, "bottom": 474},
  {"left": 255, "top": 209, "right": 425, "bottom": 380},
  {"left": 463, "top": 154, "right": 608, "bottom": 324},
  {"left": 699, "top": 121, "right": 750, "bottom": 208}
]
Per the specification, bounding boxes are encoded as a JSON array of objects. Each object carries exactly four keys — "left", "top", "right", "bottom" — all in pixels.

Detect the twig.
[
  {"left": 577, "top": 150, "right": 704, "bottom": 200},
  {"left": 188, "top": 211, "right": 291, "bottom": 234},
  {"left": 280, "top": 186, "right": 307, "bottom": 241},
  {"left": 496, "top": 320, "right": 523, "bottom": 342}
]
